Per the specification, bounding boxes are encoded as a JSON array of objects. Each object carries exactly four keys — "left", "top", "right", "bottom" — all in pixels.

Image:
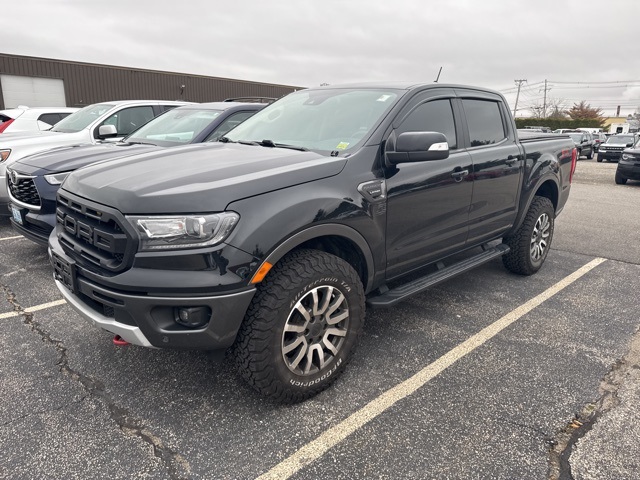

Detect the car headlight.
[
  {"left": 599, "top": 146, "right": 606, "bottom": 151},
  {"left": 621, "top": 153, "right": 636, "bottom": 161},
  {"left": 0, "top": 149, "right": 10, "bottom": 162},
  {"left": 44, "top": 171, "right": 71, "bottom": 185},
  {"left": 127, "top": 212, "right": 240, "bottom": 251}
]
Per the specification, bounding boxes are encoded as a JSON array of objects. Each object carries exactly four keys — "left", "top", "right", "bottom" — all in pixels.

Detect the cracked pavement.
[{"left": 1, "top": 157, "right": 639, "bottom": 479}]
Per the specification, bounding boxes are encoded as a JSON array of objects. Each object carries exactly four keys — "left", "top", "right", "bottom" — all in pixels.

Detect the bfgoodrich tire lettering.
[
  {"left": 502, "top": 196, "right": 555, "bottom": 275},
  {"left": 232, "top": 249, "right": 365, "bottom": 402}
]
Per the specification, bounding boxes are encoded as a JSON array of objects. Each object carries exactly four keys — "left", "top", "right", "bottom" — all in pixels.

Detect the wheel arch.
[
  {"left": 510, "top": 177, "right": 559, "bottom": 235},
  {"left": 258, "top": 224, "right": 375, "bottom": 293}
]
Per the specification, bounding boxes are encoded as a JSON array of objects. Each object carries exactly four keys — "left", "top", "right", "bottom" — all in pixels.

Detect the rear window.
[{"left": 0, "top": 114, "right": 13, "bottom": 123}]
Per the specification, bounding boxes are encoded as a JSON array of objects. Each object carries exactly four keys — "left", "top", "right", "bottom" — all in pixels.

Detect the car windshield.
[
  {"left": 126, "top": 108, "right": 223, "bottom": 146},
  {"left": 606, "top": 135, "right": 635, "bottom": 144},
  {"left": 51, "top": 103, "right": 115, "bottom": 133},
  {"left": 224, "top": 88, "right": 401, "bottom": 154},
  {"left": 568, "top": 133, "right": 583, "bottom": 142}
]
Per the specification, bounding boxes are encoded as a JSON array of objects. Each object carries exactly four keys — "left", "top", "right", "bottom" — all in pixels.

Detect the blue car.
[{"left": 7, "top": 101, "right": 266, "bottom": 245}]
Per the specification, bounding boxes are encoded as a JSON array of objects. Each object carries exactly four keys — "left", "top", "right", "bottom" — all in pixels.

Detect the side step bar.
[{"left": 367, "top": 244, "right": 510, "bottom": 308}]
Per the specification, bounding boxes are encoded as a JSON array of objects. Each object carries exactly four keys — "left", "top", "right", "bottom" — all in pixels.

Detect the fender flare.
[
  {"left": 512, "top": 174, "right": 560, "bottom": 233},
  {"left": 261, "top": 224, "right": 376, "bottom": 293}
]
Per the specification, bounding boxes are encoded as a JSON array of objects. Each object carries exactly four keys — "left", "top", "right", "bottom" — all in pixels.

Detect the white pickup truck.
[{"left": 0, "top": 99, "right": 190, "bottom": 214}]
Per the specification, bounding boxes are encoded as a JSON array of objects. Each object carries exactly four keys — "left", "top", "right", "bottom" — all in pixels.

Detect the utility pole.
[
  {"left": 542, "top": 79, "right": 548, "bottom": 119},
  {"left": 513, "top": 79, "right": 527, "bottom": 117}
]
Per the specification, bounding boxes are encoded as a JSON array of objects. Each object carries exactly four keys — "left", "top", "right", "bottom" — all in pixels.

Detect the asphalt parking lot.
[{"left": 1, "top": 155, "right": 639, "bottom": 480}]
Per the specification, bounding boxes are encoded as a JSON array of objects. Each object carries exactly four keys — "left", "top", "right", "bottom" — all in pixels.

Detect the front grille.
[
  {"left": 604, "top": 146, "right": 624, "bottom": 151},
  {"left": 8, "top": 174, "right": 41, "bottom": 208},
  {"left": 56, "top": 192, "right": 135, "bottom": 273}
]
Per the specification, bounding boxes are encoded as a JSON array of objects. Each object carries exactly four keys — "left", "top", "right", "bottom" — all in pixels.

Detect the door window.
[
  {"left": 99, "top": 106, "right": 155, "bottom": 136},
  {"left": 462, "top": 99, "right": 506, "bottom": 147},
  {"left": 397, "top": 99, "right": 457, "bottom": 149}
]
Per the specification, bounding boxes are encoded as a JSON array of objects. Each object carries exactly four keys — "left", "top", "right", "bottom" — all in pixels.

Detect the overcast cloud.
[{"left": 4, "top": 0, "right": 640, "bottom": 116}]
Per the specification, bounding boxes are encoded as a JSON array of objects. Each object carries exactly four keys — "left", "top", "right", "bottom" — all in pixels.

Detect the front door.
[{"left": 385, "top": 96, "right": 473, "bottom": 279}]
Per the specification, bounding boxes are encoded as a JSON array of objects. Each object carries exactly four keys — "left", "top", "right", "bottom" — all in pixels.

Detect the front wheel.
[
  {"left": 615, "top": 171, "right": 627, "bottom": 185},
  {"left": 232, "top": 249, "right": 365, "bottom": 402},
  {"left": 502, "top": 196, "right": 555, "bottom": 275}
]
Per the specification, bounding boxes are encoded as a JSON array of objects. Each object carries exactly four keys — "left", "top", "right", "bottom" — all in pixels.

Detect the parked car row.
[
  {"left": 0, "top": 106, "right": 79, "bottom": 134},
  {"left": 5, "top": 101, "right": 267, "bottom": 244}
]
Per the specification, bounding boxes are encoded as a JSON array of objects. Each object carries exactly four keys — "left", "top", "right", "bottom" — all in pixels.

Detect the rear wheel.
[
  {"left": 615, "top": 171, "right": 627, "bottom": 185},
  {"left": 502, "top": 196, "right": 555, "bottom": 275},
  {"left": 587, "top": 148, "right": 594, "bottom": 160},
  {"left": 233, "top": 249, "right": 365, "bottom": 402}
]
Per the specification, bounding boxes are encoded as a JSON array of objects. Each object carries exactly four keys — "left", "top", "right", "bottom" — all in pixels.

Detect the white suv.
[
  {"left": 1, "top": 100, "right": 191, "bottom": 215},
  {"left": 0, "top": 106, "right": 79, "bottom": 134}
]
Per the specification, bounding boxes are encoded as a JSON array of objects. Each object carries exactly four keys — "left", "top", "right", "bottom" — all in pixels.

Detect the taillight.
[
  {"left": 569, "top": 147, "right": 577, "bottom": 183},
  {"left": 0, "top": 118, "right": 14, "bottom": 133}
]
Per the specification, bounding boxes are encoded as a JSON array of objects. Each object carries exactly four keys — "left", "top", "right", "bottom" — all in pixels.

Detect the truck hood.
[
  {"left": 14, "top": 143, "right": 159, "bottom": 174},
  {"left": 62, "top": 143, "right": 347, "bottom": 214}
]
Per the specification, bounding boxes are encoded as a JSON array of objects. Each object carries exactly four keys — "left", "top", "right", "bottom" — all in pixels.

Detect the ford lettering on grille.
[{"left": 57, "top": 209, "right": 126, "bottom": 254}]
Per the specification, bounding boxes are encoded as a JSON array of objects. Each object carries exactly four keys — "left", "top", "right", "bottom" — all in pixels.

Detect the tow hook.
[{"left": 113, "top": 335, "right": 130, "bottom": 346}]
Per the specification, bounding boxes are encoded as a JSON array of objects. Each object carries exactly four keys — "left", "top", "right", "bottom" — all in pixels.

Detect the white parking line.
[
  {"left": 0, "top": 235, "right": 24, "bottom": 241},
  {"left": 0, "top": 299, "right": 66, "bottom": 319},
  {"left": 257, "top": 257, "right": 607, "bottom": 480}
]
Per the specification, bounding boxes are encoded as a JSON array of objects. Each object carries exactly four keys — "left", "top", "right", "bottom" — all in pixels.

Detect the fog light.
[{"left": 174, "top": 306, "right": 211, "bottom": 328}]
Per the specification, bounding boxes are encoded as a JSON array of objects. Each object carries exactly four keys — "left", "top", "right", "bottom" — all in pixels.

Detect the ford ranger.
[{"left": 48, "top": 83, "right": 577, "bottom": 402}]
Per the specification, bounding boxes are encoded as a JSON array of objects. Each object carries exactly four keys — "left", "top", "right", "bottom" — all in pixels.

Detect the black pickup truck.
[{"left": 49, "top": 83, "right": 577, "bottom": 402}]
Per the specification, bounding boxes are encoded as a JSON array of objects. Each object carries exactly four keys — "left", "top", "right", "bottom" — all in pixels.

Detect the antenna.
[{"left": 434, "top": 67, "right": 443, "bottom": 83}]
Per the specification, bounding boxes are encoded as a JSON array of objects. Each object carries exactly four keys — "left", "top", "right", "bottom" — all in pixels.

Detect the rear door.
[
  {"left": 455, "top": 91, "right": 523, "bottom": 244},
  {"left": 384, "top": 89, "right": 473, "bottom": 279}
]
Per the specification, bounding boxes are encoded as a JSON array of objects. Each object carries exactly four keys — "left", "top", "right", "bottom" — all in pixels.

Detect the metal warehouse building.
[{"left": 0, "top": 53, "right": 300, "bottom": 110}]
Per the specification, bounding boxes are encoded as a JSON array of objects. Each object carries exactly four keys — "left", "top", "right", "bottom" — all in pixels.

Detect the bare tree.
[{"left": 526, "top": 98, "right": 567, "bottom": 119}]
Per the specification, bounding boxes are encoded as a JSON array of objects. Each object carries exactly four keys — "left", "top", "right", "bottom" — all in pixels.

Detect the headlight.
[
  {"left": 44, "top": 171, "right": 71, "bottom": 185},
  {"left": 0, "top": 149, "right": 10, "bottom": 162},
  {"left": 127, "top": 212, "right": 240, "bottom": 251},
  {"left": 599, "top": 146, "right": 606, "bottom": 151},
  {"left": 621, "top": 153, "right": 635, "bottom": 161}
]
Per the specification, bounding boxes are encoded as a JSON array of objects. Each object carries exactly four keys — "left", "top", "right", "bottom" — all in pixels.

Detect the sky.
[{"left": 4, "top": 0, "right": 640, "bottom": 118}]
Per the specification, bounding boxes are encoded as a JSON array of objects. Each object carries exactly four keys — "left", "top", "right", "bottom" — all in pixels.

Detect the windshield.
[
  {"left": 224, "top": 88, "right": 400, "bottom": 154},
  {"left": 51, "top": 103, "right": 115, "bottom": 133},
  {"left": 126, "top": 108, "right": 222, "bottom": 146},
  {"left": 606, "top": 135, "right": 635, "bottom": 145}
]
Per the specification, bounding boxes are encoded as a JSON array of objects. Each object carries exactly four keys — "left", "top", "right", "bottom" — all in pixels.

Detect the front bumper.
[
  {"left": 617, "top": 160, "right": 640, "bottom": 181},
  {"left": 598, "top": 151, "right": 623, "bottom": 162},
  {"left": 0, "top": 174, "right": 8, "bottom": 216},
  {"left": 9, "top": 203, "right": 55, "bottom": 246},
  {"left": 49, "top": 234, "right": 257, "bottom": 350}
]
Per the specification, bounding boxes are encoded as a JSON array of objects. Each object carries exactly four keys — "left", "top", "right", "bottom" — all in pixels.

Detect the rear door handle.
[
  {"left": 506, "top": 154, "right": 521, "bottom": 166},
  {"left": 451, "top": 169, "right": 469, "bottom": 181}
]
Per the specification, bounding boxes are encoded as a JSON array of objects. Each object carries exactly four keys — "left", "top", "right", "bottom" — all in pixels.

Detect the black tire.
[
  {"left": 615, "top": 171, "right": 627, "bottom": 185},
  {"left": 587, "top": 148, "right": 594, "bottom": 160},
  {"left": 502, "top": 196, "right": 555, "bottom": 276},
  {"left": 597, "top": 156, "right": 602, "bottom": 163},
  {"left": 232, "top": 249, "right": 365, "bottom": 402}
]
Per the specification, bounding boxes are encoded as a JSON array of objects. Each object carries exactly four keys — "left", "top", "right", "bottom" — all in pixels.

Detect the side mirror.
[
  {"left": 386, "top": 131, "right": 449, "bottom": 165},
  {"left": 626, "top": 143, "right": 633, "bottom": 147},
  {"left": 98, "top": 124, "right": 118, "bottom": 139}
]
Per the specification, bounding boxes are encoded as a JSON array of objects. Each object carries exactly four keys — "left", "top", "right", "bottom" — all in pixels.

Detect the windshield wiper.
[
  {"left": 219, "top": 136, "right": 237, "bottom": 143},
  {"left": 126, "top": 141, "right": 157, "bottom": 146},
  {"left": 254, "top": 139, "right": 308, "bottom": 151}
]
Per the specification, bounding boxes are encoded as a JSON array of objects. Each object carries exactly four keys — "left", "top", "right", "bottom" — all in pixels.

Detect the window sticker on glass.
[
  {"left": 377, "top": 95, "right": 392, "bottom": 102},
  {"left": 336, "top": 142, "right": 350, "bottom": 150}
]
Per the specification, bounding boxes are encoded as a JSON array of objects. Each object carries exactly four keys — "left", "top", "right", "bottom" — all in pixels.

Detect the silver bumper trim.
[{"left": 54, "top": 277, "right": 153, "bottom": 347}]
